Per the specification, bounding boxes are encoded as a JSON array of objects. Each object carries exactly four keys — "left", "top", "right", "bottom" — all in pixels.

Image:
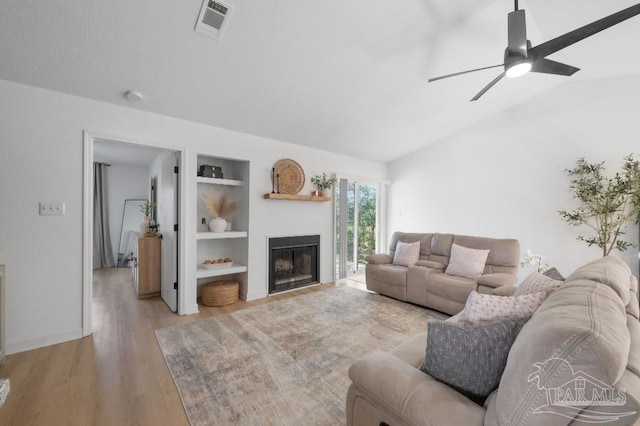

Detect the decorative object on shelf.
[
  {"left": 144, "top": 221, "right": 160, "bottom": 237},
  {"left": 202, "top": 190, "right": 238, "bottom": 233},
  {"left": 139, "top": 200, "right": 156, "bottom": 233},
  {"left": 198, "top": 164, "right": 223, "bottom": 178},
  {"left": 311, "top": 172, "right": 337, "bottom": 197},
  {"left": 271, "top": 168, "right": 277, "bottom": 193},
  {"left": 559, "top": 154, "right": 640, "bottom": 256},
  {"left": 520, "top": 249, "right": 549, "bottom": 272},
  {"left": 273, "top": 159, "right": 305, "bottom": 194},
  {"left": 202, "top": 257, "right": 234, "bottom": 270}
]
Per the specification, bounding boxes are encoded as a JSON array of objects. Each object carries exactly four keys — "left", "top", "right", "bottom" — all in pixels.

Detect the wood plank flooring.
[{"left": 0, "top": 268, "right": 364, "bottom": 425}]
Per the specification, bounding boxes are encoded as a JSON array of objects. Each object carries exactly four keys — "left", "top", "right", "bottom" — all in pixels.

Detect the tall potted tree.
[{"left": 559, "top": 155, "right": 640, "bottom": 256}]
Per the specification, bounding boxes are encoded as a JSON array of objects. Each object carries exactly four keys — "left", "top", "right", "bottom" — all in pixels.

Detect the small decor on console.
[
  {"left": 519, "top": 249, "right": 549, "bottom": 272},
  {"left": 144, "top": 221, "right": 160, "bottom": 237},
  {"left": 139, "top": 200, "right": 156, "bottom": 233},
  {"left": 202, "top": 190, "right": 238, "bottom": 233},
  {"left": 310, "top": 172, "right": 336, "bottom": 197}
]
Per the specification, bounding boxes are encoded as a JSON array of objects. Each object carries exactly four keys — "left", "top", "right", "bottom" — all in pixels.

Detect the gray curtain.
[{"left": 93, "top": 163, "right": 115, "bottom": 269}]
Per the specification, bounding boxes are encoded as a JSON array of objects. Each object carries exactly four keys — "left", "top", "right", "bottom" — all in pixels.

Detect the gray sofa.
[
  {"left": 366, "top": 232, "right": 520, "bottom": 315},
  {"left": 347, "top": 256, "right": 640, "bottom": 425}
]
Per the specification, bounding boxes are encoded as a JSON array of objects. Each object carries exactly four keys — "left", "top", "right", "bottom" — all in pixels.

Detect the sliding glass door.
[{"left": 335, "top": 179, "right": 382, "bottom": 280}]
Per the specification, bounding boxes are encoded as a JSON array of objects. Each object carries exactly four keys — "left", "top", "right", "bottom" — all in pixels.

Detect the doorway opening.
[
  {"left": 83, "top": 132, "right": 186, "bottom": 336},
  {"left": 335, "top": 178, "right": 385, "bottom": 283}
]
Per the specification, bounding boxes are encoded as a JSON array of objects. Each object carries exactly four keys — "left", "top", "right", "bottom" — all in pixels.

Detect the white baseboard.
[
  {"left": 245, "top": 290, "right": 266, "bottom": 301},
  {"left": 7, "top": 328, "right": 83, "bottom": 355},
  {"left": 181, "top": 303, "right": 200, "bottom": 316}
]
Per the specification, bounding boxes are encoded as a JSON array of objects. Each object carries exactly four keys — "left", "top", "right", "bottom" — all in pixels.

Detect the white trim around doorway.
[{"left": 82, "top": 131, "right": 190, "bottom": 337}]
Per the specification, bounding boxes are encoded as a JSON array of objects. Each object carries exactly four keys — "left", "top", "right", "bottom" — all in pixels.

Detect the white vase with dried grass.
[{"left": 202, "top": 190, "right": 238, "bottom": 233}]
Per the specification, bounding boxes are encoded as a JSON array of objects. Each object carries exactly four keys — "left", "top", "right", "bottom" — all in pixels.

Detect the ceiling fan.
[{"left": 428, "top": 1, "right": 640, "bottom": 101}]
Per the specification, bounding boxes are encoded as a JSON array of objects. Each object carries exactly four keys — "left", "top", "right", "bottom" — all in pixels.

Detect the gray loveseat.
[
  {"left": 366, "top": 232, "right": 520, "bottom": 315},
  {"left": 347, "top": 256, "right": 640, "bottom": 425}
]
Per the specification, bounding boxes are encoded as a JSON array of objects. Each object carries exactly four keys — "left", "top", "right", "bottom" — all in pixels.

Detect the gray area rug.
[{"left": 155, "top": 286, "right": 446, "bottom": 425}]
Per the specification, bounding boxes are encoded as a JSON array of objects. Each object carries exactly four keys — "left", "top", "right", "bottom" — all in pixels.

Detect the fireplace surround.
[{"left": 268, "top": 235, "right": 319, "bottom": 294}]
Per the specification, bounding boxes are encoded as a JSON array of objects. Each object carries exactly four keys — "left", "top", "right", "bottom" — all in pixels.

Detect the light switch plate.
[{"left": 39, "top": 202, "right": 65, "bottom": 216}]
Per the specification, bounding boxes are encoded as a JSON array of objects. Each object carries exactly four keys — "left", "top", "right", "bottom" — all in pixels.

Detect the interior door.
[{"left": 159, "top": 152, "right": 179, "bottom": 312}]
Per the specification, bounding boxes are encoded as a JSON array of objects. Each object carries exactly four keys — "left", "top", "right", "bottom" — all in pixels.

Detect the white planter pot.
[
  {"left": 140, "top": 216, "right": 151, "bottom": 233},
  {"left": 320, "top": 189, "right": 331, "bottom": 197},
  {"left": 209, "top": 217, "right": 227, "bottom": 233}
]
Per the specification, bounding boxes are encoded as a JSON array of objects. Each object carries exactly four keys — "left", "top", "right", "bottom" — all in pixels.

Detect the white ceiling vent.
[{"left": 195, "top": 0, "right": 232, "bottom": 40}]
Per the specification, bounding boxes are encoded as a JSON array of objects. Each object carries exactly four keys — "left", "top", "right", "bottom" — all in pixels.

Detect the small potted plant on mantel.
[{"left": 311, "top": 173, "right": 337, "bottom": 197}]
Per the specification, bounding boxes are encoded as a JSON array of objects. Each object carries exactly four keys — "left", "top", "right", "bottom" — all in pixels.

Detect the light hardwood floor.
[{"left": 0, "top": 268, "right": 364, "bottom": 425}]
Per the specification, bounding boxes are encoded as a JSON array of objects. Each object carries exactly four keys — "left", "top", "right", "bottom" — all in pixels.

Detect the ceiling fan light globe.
[{"left": 506, "top": 61, "right": 532, "bottom": 78}]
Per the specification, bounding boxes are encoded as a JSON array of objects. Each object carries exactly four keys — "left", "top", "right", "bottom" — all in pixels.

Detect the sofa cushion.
[
  {"left": 415, "top": 260, "right": 446, "bottom": 269},
  {"left": 426, "top": 273, "right": 477, "bottom": 304},
  {"left": 366, "top": 253, "right": 392, "bottom": 265},
  {"left": 389, "top": 232, "right": 432, "bottom": 261},
  {"left": 418, "top": 318, "right": 528, "bottom": 403},
  {"left": 451, "top": 235, "right": 519, "bottom": 275},
  {"left": 445, "top": 244, "right": 490, "bottom": 280},
  {"left": 460, "top": 291, "right": 546, "bottom": 323},
  {"left": 477, "top": 273, "right": 518, "bottom": 289},
  {"left": 490, "top": 257, "right": 631, "bottom": 425},
  {"left": 513, "top": 272, "right": 562, "bottom": 297},
  {"left": 393, "top": 241, "right": 421, "bottom": 267},
  {"left": 565, "top": 255, "right": 631, "bottom": 305}
]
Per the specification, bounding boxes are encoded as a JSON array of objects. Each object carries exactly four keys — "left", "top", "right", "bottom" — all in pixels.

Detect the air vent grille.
[{"left": 195, "top": 0, "right": 232, "bottom": 40}]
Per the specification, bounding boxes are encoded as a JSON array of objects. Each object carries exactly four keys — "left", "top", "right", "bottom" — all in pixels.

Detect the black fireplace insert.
[{"left": 268, "top": 235, "right": 319, "bottom": 294}]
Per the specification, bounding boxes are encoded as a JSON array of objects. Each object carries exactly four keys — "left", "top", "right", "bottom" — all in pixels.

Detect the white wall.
[
  {"left": 106, "top": 164, "right": 149, "bottom": 263},
  {"left": 0, "top": 78, "right": 386, "bottom": 353},
  {"left": 388, "top": 75, "right": 640, "bottom": 279}
]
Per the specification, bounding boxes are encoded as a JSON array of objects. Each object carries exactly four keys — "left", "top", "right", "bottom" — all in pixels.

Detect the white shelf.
[
  {"left": 196, "top": 176, "right": 244, "bottom": 186},
  {"left": 196, "top": 231, "right": 248, "bottom": 240},
  {"left": 196, "top": 263, "right": 248, "bottom": 279}
]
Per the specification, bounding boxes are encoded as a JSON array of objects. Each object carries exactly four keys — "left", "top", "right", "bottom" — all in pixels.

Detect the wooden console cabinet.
[{"left": 132, "top": 234, "right": 161, "bottom": 299}]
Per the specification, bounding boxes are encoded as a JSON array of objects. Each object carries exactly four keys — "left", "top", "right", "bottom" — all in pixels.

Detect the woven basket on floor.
[{"left": 202, "top": 281, "right": 239, "bottom": 307}]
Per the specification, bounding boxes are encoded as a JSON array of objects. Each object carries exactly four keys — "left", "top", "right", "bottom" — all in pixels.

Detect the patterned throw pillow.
[
  {"left": 514, "top": 272, "right": 562, "bottom": 297},
  {"left": 392, "top": 240, "right": 420, "bottom": 267},
  {"left": 460, "top": 291, "right": 547, "bottom": 323},
  {"left": 445, "top": 244, "right": 490, "bottom": 280},
  {"left": 419, "top": 317, "right": 529, "bottom": 403},
  {"left": 542, "top": 267, "right": 565, "bottom": 281}
]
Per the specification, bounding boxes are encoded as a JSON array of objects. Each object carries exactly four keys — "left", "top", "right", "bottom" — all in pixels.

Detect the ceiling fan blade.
[
  {"left": 428, "top": 64, "right": 503, "bottom": 82},
  {"left": 470, "top": 72, "right": 506, "bottom": 102},
  {"left": 507, "top": 9, "right": 528, "bottom": 57},
  {"left": 531, "top": 58, "right": 580, "bottom": 76},
  {"left": 529, "top": 3, "right": 640, "bottom": 59}
]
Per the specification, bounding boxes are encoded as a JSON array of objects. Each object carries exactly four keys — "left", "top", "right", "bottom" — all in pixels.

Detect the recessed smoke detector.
[
  {"left": 124, "top": 90, "right": 143, "bottom": 102},
  {"left": 195, "top": 0, "right": 232, "bottom": 40}
]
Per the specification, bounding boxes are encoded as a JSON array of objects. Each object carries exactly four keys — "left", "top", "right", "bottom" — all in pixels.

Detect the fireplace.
[{"left": 268, "top": 235, "right": 319, "bottom": 294}]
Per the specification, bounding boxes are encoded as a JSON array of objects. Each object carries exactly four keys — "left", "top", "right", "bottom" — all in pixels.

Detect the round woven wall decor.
[{"left": 274, "top": 159, "right": 305, "bottom": 194}]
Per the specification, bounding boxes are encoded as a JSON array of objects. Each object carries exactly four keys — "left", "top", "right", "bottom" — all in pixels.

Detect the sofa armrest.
[
  {"left": 491, "top": 285, "right": 517, "bottom": 296},
  {"left": 477, "top": 273, "right": 517, "bottom": 289},
  {"left": 348, "top": 351, "right": 485, "bottom": 425},
  {"left": 414, "top": 260, "right": 446, "bottom": 269},
  {"left": 366, "top": 254, "right": 393, "bottom": 264}
]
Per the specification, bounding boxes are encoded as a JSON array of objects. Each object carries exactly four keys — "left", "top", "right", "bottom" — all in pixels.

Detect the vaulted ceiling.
[{"left": 1, "top": 0, "right": 639, "bottom": 162}]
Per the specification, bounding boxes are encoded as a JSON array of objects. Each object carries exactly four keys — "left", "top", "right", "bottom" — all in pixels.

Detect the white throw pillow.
[
  {"left": 514, "top": 272, "right": 562, "bottom": 297},
  {"left": 392, "top": 241, "right": 420, "bottom": 267},
  {"left": 461, "top": 291, "right": 547, "bottom": 323},
  {"left": 445, "top": 244, "right": 490, "bottom": 280}
]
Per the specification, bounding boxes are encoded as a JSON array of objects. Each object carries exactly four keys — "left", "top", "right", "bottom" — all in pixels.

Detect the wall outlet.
[{"left": 39, "top": 202, "right": 65, "bottom": 216}]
